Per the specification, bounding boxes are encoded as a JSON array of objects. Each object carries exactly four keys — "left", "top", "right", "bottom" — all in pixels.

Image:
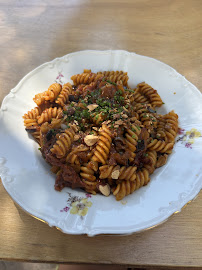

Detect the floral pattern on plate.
[
  {"left": 177, "top": 128, "right": 202, "bottom": 149},
  {"left": 60, "top": 192, "right": 92, "bottom": 217}
]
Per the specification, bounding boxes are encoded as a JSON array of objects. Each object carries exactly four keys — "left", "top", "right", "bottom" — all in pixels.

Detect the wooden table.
[{"left": 0, "top": 0, "right": 202, "bottom": 269}]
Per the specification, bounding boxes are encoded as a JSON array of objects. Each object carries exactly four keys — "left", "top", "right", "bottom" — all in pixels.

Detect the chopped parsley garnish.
[
  {"left": 106, "top": 80, "right": 116, "bottom": 86},
  {"left": 125, "top": 88, "right": 135, "bottom": 93}
]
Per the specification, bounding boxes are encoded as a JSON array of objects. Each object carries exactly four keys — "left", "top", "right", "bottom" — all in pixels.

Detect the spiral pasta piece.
[
  {"left": 97, "top": 71, "right": 129, "bottom": 86},
  {"left": 134, "top": 103, "right": 157, "bottom": 131},
  {"left": 99, "top": 165, "right": 118, "bottom": 179},
  {"left": 129, "top": 89, "right": 149, "bottom": 104},
  {"left": 50, "top": 126, "right": 77, "bottom": 158},
  {"left": 156, "top": 111, "right": 178, "bottom": 142},
  {"left": 91, "top": 124, "right": 112, "bottom": 165},
  {"left": 66, "top": 145, "right": 89, "bottom": 165},
  {"left": 33, "top": 92, "right": 46, "bottom": 106},
  {"left": 164, "top": 110, "right": 178, "bottom": 133},
  {"left": 23, "top": 106, "right": 42, "bottom": 120},
  {"left": 125, "top": 123, "right": 141, "bottom": 161},
  {"left": 80, "top": 163, "right": 98, "bottom": 194},
  {"left": 91, "top": 113, "right": 106, "bottom": 125},
  {"left": 23, "top": 118, "right": 38, "bottom": 128},
  {"left": 81, "top": 179, "right": 98, "bottom": 195},
  {"left": 144, "top": 151, "right": 157, "bottom": 174},
  {"left": 147, "top": 139, "right": 174, "bottom": 153},
  {"left": 156, "top": 115, "right": 166, "bottom": 139},
  {"left": 99, "top": 165, "right": 137, "bottom": 181},
  {"left": 30, "top": 129, "right": 41, "bottom": 145},
  {"left": 113, "top": 168, "right": 150, "bottom": 200},
  {"left": 23, "top": 107, "right": 42, "bottom": 128},
  {"left": 156, "top": 154, "right": 168, "bottom": 168},
  {"left": 37, "top": 107, "right": 63, "bottom": 125},
  {"left": 71, "top": 72, "right": 103, "bottom": 85},
  {"left": 23, "top": 107, "right": 41, "bottom": 143},
  {"left": 44, "top": 83, "right": 62, "bottom": 102},
  {"left": 137, "top": 82, "right": 163, "bottom": 107},
  {"left": 33, "top": 83, "right": 62, "bottom": 105},
  {"left": 80, "top": 165, "right": 96, "bottom": 182},
  {"left": 66, "top": 152, "right": 80, "bottom": 165},
  {"left": 56, "top": 83, "right": 73, "bottom": 107}
]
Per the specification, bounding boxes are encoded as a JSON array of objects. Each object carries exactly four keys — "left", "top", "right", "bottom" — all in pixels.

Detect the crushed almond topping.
[
  {"left": 87, "top": 104, "right": 99, "bottom": 111},
  {"left": 99, "top": 184, "right": 110, "bottom": 197},
  {"left": 115, "top": 120, "right": 123, "bottom": 125},
  {"left": 122, "top": 114, "right": 128, "bottom": 119},
  {"left": 111, "top": 169, "right": 120, "bottom": 179},
  {"left": 74, "top": 134, "right": 80, "bottom": 141},
  {"left": 130, "top": 117, "right": 137, "bottom": 122},
  {"left": 103, "top": 120, "right": 111, "bottom": 125},
  {"left": 61, "top": 124, "right": 68, "bottom": 130},
  {"left": 84, "top": 135, "right": 99, "bottom": 146},
  {"left": 113, "top": 113, "right": 120, "bottom": 120}
]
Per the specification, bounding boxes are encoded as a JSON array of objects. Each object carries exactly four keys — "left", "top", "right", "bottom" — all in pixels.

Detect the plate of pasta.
[{"left": 0, "top": 50, "right": 202, "bottom": 236}]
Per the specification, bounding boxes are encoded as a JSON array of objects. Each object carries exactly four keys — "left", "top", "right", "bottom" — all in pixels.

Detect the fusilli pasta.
[
  {"left": 137, "top": 82, "right": 163, "bottom": 108},
  {"left": 113, "top": 168, "right": 150, "bottom": 201},
  {"left": 56, "top": 83, "right": 73, "bottom": 107},
  {"left": 23, "top": 69, "right": 179, "bottom": 200},
  {"left": 37, "top": 107, "right": 63, "bottom": 125},
  {"left": 50, "top": 125, "right": 77, "bottom": 158},
  {"left": 91, "top": 124, "right": 112, "bottom": 165},
  {"left": 33, "top": 83, "right": 62, "bottom": 106}
]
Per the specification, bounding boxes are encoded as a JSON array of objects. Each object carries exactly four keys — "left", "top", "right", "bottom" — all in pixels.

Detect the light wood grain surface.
[{"left": 0, "top": 0, "right": 202, "bottom": 268}]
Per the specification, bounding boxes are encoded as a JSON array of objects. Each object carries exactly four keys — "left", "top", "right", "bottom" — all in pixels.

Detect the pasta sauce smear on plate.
[{"left": 23, "top": 69, "right": 178, "bottom": 201}]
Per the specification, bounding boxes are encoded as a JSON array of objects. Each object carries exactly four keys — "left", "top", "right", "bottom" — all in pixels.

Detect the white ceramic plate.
[{"left": 0, "top": 50, "right": 202, "bottom": 236}]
